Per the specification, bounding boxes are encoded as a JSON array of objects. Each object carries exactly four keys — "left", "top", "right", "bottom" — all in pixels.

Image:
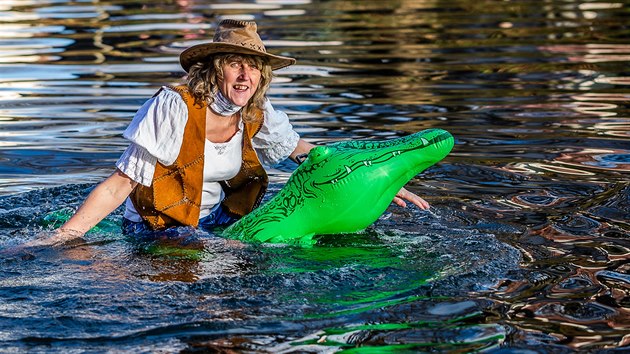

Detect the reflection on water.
[{"left": 0, "top": 0, "right": 629, "bottom": 352}]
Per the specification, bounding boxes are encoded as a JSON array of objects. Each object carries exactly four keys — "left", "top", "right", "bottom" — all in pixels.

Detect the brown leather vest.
[{"left": 129, "top": 85, "right": 268, "bottom": 230}]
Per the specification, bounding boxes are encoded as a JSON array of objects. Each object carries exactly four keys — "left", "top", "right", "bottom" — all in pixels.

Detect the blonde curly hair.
[{"left": 186, "top": 54, "right": 273, "bottom": 122}]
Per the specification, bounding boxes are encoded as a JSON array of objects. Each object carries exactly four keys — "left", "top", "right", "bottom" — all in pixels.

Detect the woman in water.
[{"left": 34, "top": 19, "right": 428, "bottom": 245}]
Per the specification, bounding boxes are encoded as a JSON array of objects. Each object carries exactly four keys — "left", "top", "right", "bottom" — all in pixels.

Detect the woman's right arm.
[
  {"left": 61, "top": 168, "right": 138, "bottom": 234},
  {"left": 0, "top": 169, "right": 139, "bottom": 258},
  {"left": 31, "top": 169, "right": 138, "bottom": 246},
  {"left": 14, "top": 169, "right": 137, "bottom": 249}
]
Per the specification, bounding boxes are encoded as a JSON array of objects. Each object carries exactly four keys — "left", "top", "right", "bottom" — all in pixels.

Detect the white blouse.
[{"left": 116, "top": 86, "right": 300, "bottom": 222}]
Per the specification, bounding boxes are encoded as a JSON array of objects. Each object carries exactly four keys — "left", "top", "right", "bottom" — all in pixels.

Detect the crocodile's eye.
[{"left": 305, "top": 146, "right": 333, "bottom": 165}]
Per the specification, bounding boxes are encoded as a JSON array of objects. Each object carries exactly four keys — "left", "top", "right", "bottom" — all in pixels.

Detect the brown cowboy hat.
[{"left": 179, "top": 19, "right": 296, "bottom": 72}]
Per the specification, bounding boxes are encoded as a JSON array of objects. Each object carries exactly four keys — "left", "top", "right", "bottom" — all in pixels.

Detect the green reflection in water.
[
  {"left": 291, "top": 317, "right": 505, "bottom": 352},
  {"left": 41, "top": 208, "right": 119, "bottom": 234},
  {"left": 260, "top": 232, "right": 443, "bottom": 320}
]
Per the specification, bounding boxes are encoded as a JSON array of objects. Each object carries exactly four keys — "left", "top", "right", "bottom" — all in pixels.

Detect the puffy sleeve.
[
  {"left": 122, "top": 87, "right": 188, "bottom": 166},
  {"left": 252, "top": 99, "right": 300, "bottom": 166},
  {"left": 116, "top": 143, "right": 157, "bottom": 187}
]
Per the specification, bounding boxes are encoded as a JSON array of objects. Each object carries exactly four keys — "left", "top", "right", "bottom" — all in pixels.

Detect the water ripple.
[{"left": 0, "top": 0, "right": 629, "bottom": 352}]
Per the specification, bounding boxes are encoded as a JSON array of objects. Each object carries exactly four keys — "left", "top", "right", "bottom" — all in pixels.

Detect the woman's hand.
[
  {"left": 0, "top": 229, "right": 79, "bottom": 259},
  {"left": 289, "top": 139, "right": 316, "bottom": 164},
  {"left": 23, "top": 228, "right": 85, "bottom": 248},
  {"left": 392, "top": 187, "right": 430, "bottom": 210}
]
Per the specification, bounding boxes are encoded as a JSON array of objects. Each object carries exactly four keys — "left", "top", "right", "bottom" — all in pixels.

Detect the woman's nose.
[{"left": 238, "top": 65, "right": 251, "bottom": 79}]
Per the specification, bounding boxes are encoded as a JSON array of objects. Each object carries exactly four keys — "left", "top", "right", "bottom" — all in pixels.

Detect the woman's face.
[{"left": 219, "top": 56, "right": 262, "bottom": 107}]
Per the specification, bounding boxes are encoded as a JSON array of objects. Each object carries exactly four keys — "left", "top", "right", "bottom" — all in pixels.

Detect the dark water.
[{"left": 0, "top": 0, "right": 628, "bottom": 352}]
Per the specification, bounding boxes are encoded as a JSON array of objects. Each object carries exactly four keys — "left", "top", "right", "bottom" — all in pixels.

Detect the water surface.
[{"left": 1, "top": 0, "right": 629, "bottom": 352}]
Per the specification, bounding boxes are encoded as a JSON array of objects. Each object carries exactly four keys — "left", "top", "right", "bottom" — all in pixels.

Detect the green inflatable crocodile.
[{"left": 222, "top": 128, "right": 454, "bottom": 245}]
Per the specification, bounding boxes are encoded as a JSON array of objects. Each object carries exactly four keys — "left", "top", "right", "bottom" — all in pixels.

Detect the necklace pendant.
[{"left": 214, "top": 144, "right": 228, "bottom": 155}]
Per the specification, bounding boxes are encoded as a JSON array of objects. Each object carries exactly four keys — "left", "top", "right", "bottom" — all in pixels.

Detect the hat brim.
[{"left": 180, "top": 42, "right": 296, "bottom": 73}]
